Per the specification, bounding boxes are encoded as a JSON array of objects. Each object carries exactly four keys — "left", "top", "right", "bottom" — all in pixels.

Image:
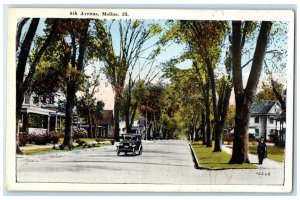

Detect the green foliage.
[
  {"left": 31, "top": 60, "right": 65, "bottom": 96},
  {"left": 225, "top": 105, "right": 235, "bottom": 128},
  {"left": 256, "top": 81, "right": 283, "bottom": 103}
]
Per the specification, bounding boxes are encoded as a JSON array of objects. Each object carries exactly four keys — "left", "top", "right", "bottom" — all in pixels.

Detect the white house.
[
  {"left": 249, "top": 100, "right": 285, "bottom": 140},
  {"left": 20, "top": 91, "right": 66, "bottom": 135}
]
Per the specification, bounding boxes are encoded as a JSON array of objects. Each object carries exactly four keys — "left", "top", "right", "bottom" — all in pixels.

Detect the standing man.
[{"left": 257, "top": 137, "right": 267, "bottom": 165}]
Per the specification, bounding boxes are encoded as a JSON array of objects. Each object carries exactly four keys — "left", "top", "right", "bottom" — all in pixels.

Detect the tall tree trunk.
[
  {"left": 229, "top": 21, "right": 272, "bottom": 164},
  {"left": 204, "top": 82, "right": 212, "bottom": 147},
  {"left": 87, "top": 109, "right": 93, "bottom": 138},
  {"left": 129, "top": 102, "right": 138, "bottom": 129},
  {"left": 206, "top": 59, "right": 222, "bottom": 152},
  {"left": 113, "top": 92, "right": 121, "bottom": 141},
  {"left": 217, "top": 84, "right": 232, "bottom": 146},
  {"left": 201, "top": 112, "right": 206, "bottom": 145},
  {"left": 229, "top": 99, "right": 251, "bottom": 163},
  {"left": 124, "top": 112, "right": 131, "bottom": 133},
  {"left": 63, "top": 83, "right": 76, "bottom": 148}
]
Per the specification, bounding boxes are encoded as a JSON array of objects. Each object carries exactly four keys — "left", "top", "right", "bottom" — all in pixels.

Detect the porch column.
[
  {"left": 23, "top": 113, "right": 29, "bottom": 133},
  {"left": 59, "top": 116, "right": 62, "bottom": 131},
  {"left": 47, "top": 115, "right": 50, "bottom": 134},
  {"left": 55, "top": 114, "right": 58, "bottom": 131}
]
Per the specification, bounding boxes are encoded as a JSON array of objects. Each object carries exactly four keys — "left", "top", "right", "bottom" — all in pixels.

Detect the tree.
[
  {"left": 229, "top": 21, "right": 273, "bottom": 164},
  {"left": 60, "top": 19, "right": 91, "bottom": 149},
  {"left": 30, "top": 59, "right": 65, "bottom": 98},
  {"left": 34, "top": 19, "right": 93, "bottom": 149},
  {"left": 135, "top": 82, "right": 165, "bottom": 139},
  {"left": 93, "top": 19, "right": 163, "bottom": 141},
  {"left": 76, "top": 70, "right": 101, "bottom": 138},
  {"left": 16, "top": 18, "right": 59, "bottom": 154},
  {"left": 164, "top": 66, "right": 204, "bottom": 141},
  {"left": 255, "top": 82, "right": 282, "bottom": 103},
  {"left": 183, "top": 21, "right": 230, "bottom": 151}
]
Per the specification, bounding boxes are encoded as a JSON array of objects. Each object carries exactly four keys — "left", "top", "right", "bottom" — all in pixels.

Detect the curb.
[{"left": 188, "top": 142, "right": 210, "bottom": 170}]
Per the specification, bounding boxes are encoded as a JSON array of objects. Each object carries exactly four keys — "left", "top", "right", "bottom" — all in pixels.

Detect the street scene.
[
  {"left": 17, "top": 140, "right": 284, "bottom": 185},
  {"left": 10, "top": 9, "right": 293, "bottom": 191}
]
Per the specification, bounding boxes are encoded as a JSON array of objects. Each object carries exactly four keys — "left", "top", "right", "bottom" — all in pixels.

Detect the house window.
[
  {"left": 255, "top": 129, "right": 259, "bottom": 136},
  {"left": 33, "top": 96, "right": 39, "bottom": 104},
  {"left": 269, "top": 117, "right": 274, "bottom": 124},
  {"left": 49, "top": 95, "right": 55, "bottom": 104},
  {"left": 255, "top": 116, "right": 259, "bottom": 123},
  {"left": 24, "top": 95, "right": 30, "bottom": 104}
]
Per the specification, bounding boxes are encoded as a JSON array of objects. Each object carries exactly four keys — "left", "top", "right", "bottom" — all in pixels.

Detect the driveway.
[{"left": 16, "top": 140, "right": 284, "bottom": 185}]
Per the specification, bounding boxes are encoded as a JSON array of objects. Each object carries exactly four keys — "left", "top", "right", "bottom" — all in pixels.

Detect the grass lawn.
[
  {"left": 191, "top": 143, "right": 257, "bottom": 170},
  {"left": 249, "top": 145, "right": 285, "bottom": 162},
  {"left": 22, "top": 147, "right": 64, "bottom": 155}
]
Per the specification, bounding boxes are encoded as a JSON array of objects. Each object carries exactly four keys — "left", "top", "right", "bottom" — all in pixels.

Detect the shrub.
[
  {"left": 72, "top": 128, "right": 88, "bottom": 139},
  {"left": 49, "top": 131, "right": 64, "bottom": 144},
  {"left": 268, "top": 133, "right": 277, "bottom": 143},
  {"left": 75, "top": 139, "right": 86, "bottom": 146},
  {"left": 19, "top": 132, "right": 30, "bottom": 146},
  {"left": 30, "top": 132, "right": 50, "bottom": 145},
  {"left": 223, "top": 133, "right": 234, "bottom": 142}
]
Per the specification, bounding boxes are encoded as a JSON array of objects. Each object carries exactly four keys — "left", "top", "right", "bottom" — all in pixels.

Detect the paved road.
[{"left": 17, "top": 140, "right": 284, "bottom": 185}]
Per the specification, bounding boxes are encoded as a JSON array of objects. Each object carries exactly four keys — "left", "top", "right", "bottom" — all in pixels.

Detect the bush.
[
  {"left": 72, "top": 128, "right": 88, "bottom": 139},
  {"left": 223, "top": 133, "right": 234, "bottom": 142},
  {"left": 268, "top": 133, "right": 277, "bottom": 143},
  {"left": 75, "top": 139, "right": 87, "bottom": 146},
  {"left": 49, "top": 131, "right": 64, "bottom": 144},
  {"left": 30, "top": 132, "right": 50, "bottom": 145},
  {"left": 19, "top": 132, "right": 30, "bottom": 146}
]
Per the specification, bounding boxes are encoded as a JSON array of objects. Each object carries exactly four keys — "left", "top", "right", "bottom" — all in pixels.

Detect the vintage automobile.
[{"left": 116, "top": 134, "right": 143, "bottom": 156}]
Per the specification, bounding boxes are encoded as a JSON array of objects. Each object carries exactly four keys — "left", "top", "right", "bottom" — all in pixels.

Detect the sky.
[{"left": 21, "top": 19, "right": 289, "bottom": 109}]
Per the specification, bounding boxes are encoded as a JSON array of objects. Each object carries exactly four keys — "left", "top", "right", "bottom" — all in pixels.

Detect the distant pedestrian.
[{"left": 257, "top": 137, "right": 267, "bottom": 165}]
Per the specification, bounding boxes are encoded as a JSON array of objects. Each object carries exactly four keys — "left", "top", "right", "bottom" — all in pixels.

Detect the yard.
[
  {"left": 21, "top": 137, "right": 112, "bottom": 155},
  {"left": 191, "top": 142, "right": 257, "bottom": 170},
  {"left": 248, "top": 145, "right": 285, "bottom": 162}
]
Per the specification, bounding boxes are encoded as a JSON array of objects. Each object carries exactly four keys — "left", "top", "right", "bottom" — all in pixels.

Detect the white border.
[{"left": 5, "top": 8, "right": 295, "bottom": 193}]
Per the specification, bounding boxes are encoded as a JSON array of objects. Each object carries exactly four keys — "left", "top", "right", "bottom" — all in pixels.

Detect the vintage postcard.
[{"left": 6, "top": 8, "right": 294, "bottom": 192}]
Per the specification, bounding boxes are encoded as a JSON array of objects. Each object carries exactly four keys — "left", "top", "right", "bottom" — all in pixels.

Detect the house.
[
  {"left": 20, "top": 92, "right": 66, "bottom": 135},
  {"left": 119, "top": 120, "right": 141, "bottom": 135},
  {"left": 97, "top": 110, "right": 114, "bottom": 138},
  {"left": 249, "top": 100, "right": 285, "bottom": 141}
]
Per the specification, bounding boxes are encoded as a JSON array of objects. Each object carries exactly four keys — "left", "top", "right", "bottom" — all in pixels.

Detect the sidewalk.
[
  {"left": 222, "top": 145, "right": 284, "bottom": 169},
  {"left": 20, "top": 140, "right": 111, "bottom": 151}
]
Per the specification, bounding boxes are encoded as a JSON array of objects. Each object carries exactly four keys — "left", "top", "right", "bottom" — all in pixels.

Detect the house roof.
[
  {"left": 98, "top": 110, "right": 113, "bottom": 125},
  {"left": 250, "top": 100, "right": 278, "bottom": 115}
]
